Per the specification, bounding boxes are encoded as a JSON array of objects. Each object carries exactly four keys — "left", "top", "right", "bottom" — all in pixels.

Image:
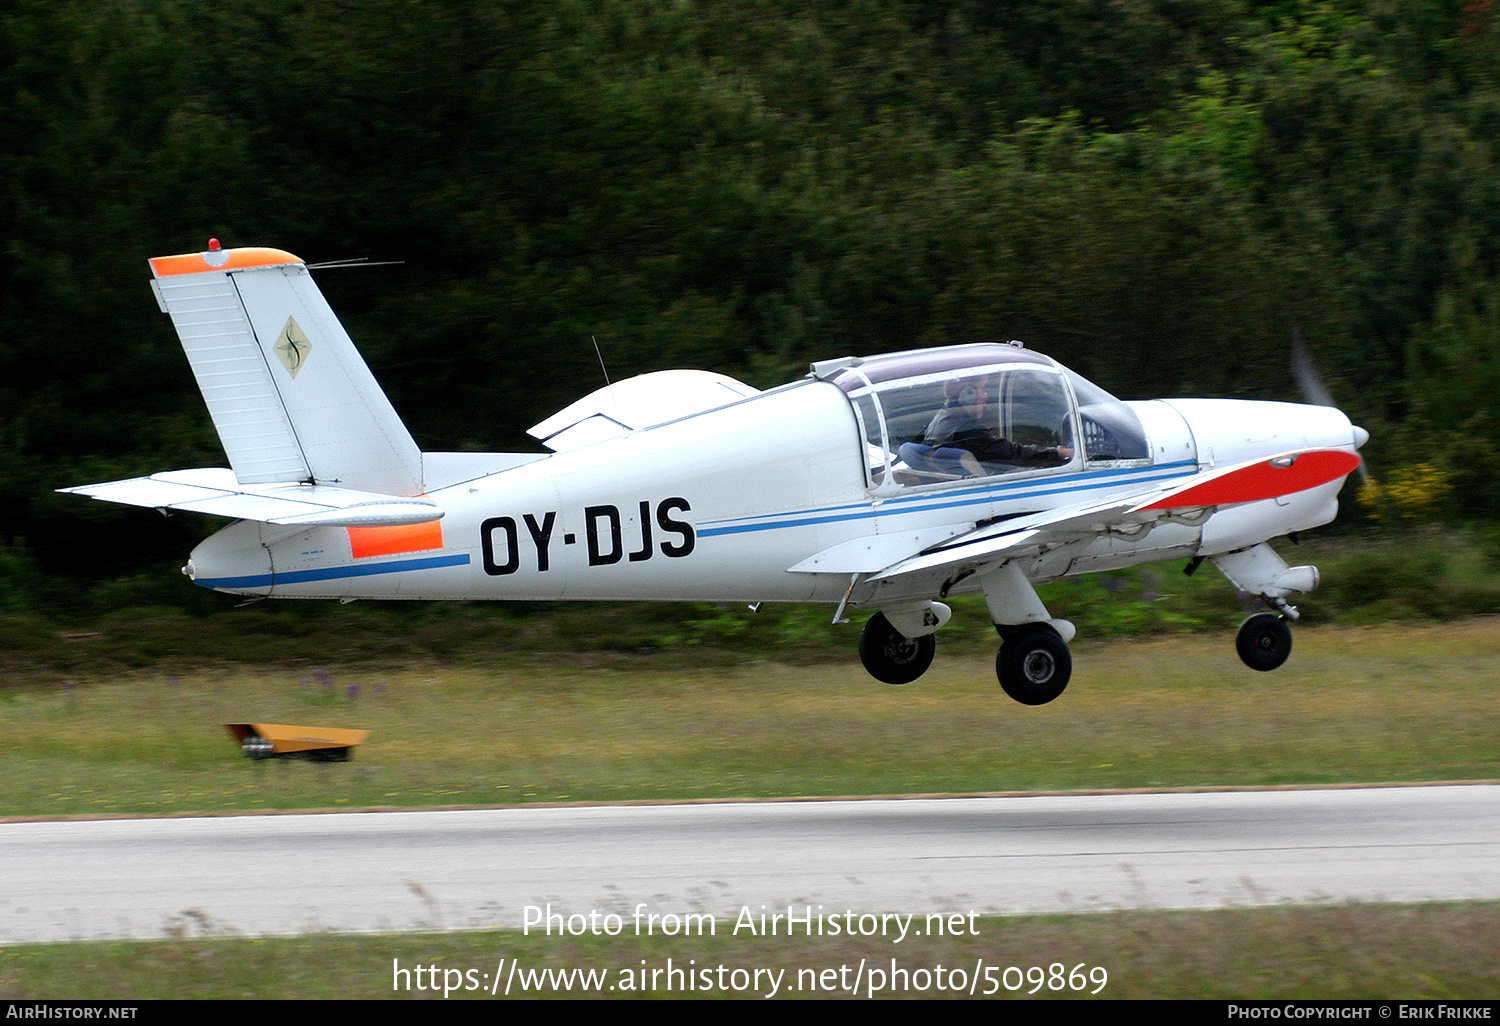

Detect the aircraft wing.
[
  {"left": 795, "top": 449, "right": 1361, "bottom": 584},
  {"left": 60, "top": 468, "right": 441, "bottom": 527}
]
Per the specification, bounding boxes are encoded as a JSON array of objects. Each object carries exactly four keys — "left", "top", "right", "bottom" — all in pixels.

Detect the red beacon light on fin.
[{"left": 207, "top": 238, "right": 222, "bottom": 251}]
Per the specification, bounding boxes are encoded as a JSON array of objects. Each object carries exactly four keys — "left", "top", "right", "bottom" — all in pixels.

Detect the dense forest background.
[{"left": 3, "top": 0, "right": 1499, "bottom": 621}]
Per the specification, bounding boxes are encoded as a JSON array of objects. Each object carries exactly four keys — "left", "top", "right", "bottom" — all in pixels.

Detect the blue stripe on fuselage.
[
  {"left": 195, "top": 552, "right": 471, "bottom": 591},
  {"left": 696, "top": 461, "right": 1198, "bottom": 538}
]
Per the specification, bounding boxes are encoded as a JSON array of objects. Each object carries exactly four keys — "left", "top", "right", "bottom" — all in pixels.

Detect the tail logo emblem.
[{"left": 274, "top": 317, "right": 313, "bottom": 378}]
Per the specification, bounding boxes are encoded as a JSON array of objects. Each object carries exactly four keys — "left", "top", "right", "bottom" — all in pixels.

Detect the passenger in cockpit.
[{"left": 923, "top": 377, "right": 1073, "bottom": 472}]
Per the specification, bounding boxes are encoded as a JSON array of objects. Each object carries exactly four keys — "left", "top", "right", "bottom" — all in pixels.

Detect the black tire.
[
  {"left": 996, "top": 623, "right": 1072, "bottom": 705},
  {"left": 1236, "top": 612, "right": 1292, "bottom": 671},
  {"left": 859, "top": 612, "right": 936, "bottom": 685}
]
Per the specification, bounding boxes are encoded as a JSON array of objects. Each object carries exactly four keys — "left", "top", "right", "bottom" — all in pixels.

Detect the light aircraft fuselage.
[{"left": 66, "top": 244, "right": 1367, "bottom": 704}]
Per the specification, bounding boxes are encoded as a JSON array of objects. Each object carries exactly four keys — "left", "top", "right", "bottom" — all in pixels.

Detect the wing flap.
[
  {"left": 787, "top": 524, "right": 973, "bottom": 574},
  {"left": 867, "top": 529, "right": 1049, "bottom": 582}
]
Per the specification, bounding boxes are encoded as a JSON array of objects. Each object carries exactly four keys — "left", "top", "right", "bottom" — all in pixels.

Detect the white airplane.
[{"left": 64, "top": 243, "right": 1367, "bottom": 704}]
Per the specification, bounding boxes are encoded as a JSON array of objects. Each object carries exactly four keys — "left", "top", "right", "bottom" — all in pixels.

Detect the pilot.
[{"left": 923, "top": 377, "right": 1073, "bottom": 473}]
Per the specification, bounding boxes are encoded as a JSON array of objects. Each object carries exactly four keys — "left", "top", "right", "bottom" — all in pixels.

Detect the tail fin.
[{"left": 148, "top": 244, "right": 423, "bottom": 496}]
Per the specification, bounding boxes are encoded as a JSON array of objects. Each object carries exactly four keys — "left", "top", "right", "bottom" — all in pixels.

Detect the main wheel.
[
  {"left": 996, "top": 623, "right": 1071, "bottom": 705},
  {"left": 859, "top": 611, "right": 935, "bottom": 685},
  {"left": 1236, "top": 612, "right": 1292, "bottom": 671}
]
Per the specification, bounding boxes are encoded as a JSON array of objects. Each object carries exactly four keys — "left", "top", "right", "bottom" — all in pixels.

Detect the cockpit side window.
[{"left": 1000, "top": 369, "right": 1073, "bottom": 454}]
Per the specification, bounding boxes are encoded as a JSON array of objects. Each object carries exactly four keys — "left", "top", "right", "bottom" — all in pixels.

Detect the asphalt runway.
[{"left": 2, "top": 784, "right": 1496, "bottom": 943}]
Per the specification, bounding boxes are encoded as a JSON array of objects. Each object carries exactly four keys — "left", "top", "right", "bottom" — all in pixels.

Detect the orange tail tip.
[{"left": 149, "top": 246, "right": 302, "bottom": 277}]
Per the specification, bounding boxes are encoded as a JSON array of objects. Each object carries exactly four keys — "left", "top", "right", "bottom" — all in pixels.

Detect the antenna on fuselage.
[{"left": 590, "top": 335, "right": 613, "bottom": 388}]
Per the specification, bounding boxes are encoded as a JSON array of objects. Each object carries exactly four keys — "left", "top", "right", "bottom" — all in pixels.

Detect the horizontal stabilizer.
[{"left": 61, "top": 469, "right": 440, "bottom": 527}]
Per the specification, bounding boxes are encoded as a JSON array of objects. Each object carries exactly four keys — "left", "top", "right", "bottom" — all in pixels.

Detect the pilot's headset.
[{"left": 945, "top": 377, "right": 987, "bottom": 408}]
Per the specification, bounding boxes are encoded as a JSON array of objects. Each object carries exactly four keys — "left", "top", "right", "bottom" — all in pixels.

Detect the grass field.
[{"left": 2, "top": 620, "right": 1496, "bottom": 817}]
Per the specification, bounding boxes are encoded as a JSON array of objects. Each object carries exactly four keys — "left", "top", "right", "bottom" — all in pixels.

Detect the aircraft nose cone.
[{"left": 1352, "top": 425, "right": 1370, "bottom": 449}]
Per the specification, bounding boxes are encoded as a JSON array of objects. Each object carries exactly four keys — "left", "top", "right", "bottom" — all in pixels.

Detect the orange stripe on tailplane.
[
  {"left": 149, "top": 247, "right": 302, "bottom": 277},
  {"left": 1136, "top": 450, "right": 1362, "bottom": 512},
  {"left": 347, "top": 520, "right": 444, "bottom": 559}
]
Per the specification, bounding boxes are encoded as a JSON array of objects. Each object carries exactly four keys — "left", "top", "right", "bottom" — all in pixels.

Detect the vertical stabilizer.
[{"left": 149, "top": 245, "right": 423, "bottom": 496}]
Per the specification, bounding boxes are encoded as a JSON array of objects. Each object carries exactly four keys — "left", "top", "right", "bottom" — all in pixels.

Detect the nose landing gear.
[
  {"left": 1212, "top": 543, "right": 1315, "bottom": 673},
  {"left": 1235, "top": 612, "right": 1293, "bottom": 671}
]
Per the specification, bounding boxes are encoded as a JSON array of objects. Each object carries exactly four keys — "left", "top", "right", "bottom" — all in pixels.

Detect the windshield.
[{"left": 1064, "top": 369, "right": 1149, "bottom": 462}]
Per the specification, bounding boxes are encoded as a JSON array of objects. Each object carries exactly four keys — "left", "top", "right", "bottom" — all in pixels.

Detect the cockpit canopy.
[{"left": 812, "top": 343, "right": 1149, "bottom": 488}]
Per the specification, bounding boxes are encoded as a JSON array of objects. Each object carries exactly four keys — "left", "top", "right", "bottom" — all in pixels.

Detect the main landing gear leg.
[{"left": 983, "top": 563, "right": 1075, "bottom": 705}]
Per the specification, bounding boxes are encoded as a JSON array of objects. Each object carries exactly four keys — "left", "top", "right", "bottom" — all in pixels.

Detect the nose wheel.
[
  {"left": 996, "top": 623, "right": 1072, "bottom": 705},
  {"left": 1236, "top": 612, "right": 1293, "bottom": 671},
  {"left": 859, "top": 611, "right": 936, "bottom": 685}
]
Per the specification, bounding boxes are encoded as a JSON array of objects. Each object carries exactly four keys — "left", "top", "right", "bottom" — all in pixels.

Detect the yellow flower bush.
[{"left": 1359, "top": 463, "right": 1454, "bottom": 523}]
